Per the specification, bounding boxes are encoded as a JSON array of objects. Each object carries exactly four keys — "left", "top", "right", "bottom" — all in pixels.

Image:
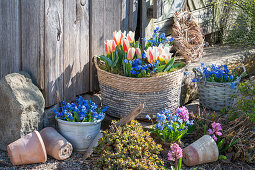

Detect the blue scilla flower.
[
  {"left": 92, "top": 111, "right": 98, "bottom": 118},
  {"left": 98, "top": 113, "right": 105, "bottom": 120},
  {"left": 155, "top": 123, "right": 163, "bottom": 130},
  {"left": 101, "top": 106, "right": 108, "bottom": 112},
  {"left": 130, "top": 69, "right": 136, "bottom": 75},
  {"left": 143, "top": 38, "right": 147, "bottom": 42},
  {"left": 141, "top": 53, "right": 146, "bottom": 59},
  {"left": 186, "top": 120, "right": 194, "bottom": 126},
  {"left": 154, "top": 27, "right": 159, "bottom": 34},
  {"left": 53, "top": 108, "right": 58, "bottom": 114},
  {"left": 91, "top": 102, "right": 97, "bottom": 111},
  {"left": 124, "top": 59, "right": 128, "bottom": 63},
  {"left": 177, "top": 118, "right": 183, "bottom": 124},
  {"left": 80, "top": 114, "right": 86, "bottom": 121},
  {"left": 230, "top": 82, "right": 236, "bottom": 89},
  {"left": 178, "top": 128, "right": 183, "bottom": 132},
  {"left": 146, "top": 114, "right": 151, "bottom": 120},
  {"left": 129, "top": 60, "right": 132, "bottom": 64},
  {"left": 57, "top": 112, "right": 64, "bottom": 117},
  {"left": 169, "top": 37, "right": 174, "bottom": 42},
  {"left": 168, "top": 125, "right": 174, "bottom": 131}
]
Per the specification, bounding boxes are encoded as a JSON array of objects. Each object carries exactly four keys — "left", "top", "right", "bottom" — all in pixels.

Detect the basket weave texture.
[
  {"left": 94, "top": 57, "right": 186, "bottom": 118},
  {"left": 197, "top": 80, "right": 239, "bottom": 111},
  {"left": 195, "top": 65, "right": 245, "bottom": 111}
]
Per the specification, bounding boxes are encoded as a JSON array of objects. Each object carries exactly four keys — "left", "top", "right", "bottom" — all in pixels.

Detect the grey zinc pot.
[{"left": 56, "top": 117, "right": 102, "bottom": 152}]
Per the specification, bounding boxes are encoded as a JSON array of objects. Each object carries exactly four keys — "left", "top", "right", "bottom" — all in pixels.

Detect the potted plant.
[
  {"left": 193, "top": 63, "right": 246, "bottom": 111},
  {"left": 94, "top": 28, "right": 186, "bottom": 119},
  {"left": 53, "top": 96, "right": 108, "bottom": 152}
]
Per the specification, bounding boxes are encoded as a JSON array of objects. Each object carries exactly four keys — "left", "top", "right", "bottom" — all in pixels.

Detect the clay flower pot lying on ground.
[
  {"left": 7, "top": 130, "right": 47, "bottom": 165},
  {"left": 40, "top": 127, "right": 73, "bottom": 160},
  {"left": 53, "top": 96, "right": 107, "bottom": 152},
  {"left": 183, "top": 135, "right": 219, "bottom": 166}
]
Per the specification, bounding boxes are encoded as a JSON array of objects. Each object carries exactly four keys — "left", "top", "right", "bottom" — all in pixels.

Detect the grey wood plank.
[
  {"left": 129, "top": 0, "right": 138, "bottom": 31},
  {"left": 63, "top": 0, "right": 90, "bottom": 102},
  {"left": 0, "top": 0, "right": 20, "bottom": 79},
  {"left": 44, "top": 0, "right": 64, "bottom": 106},
  {"left": 121, "top": 0, "right": 129, "bottom": 32},
  {"left": 21, "top": 0, "right": 44, "bottom": 87},
  {"left": 89, "top": 0, "right": 104, "bottom": 91}
]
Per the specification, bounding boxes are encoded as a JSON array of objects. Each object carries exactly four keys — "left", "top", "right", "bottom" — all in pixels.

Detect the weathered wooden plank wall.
[
  {"left": 0, "top": 0, "right": 138, "bottom": 107},
  {"left": 89, "top": 0, "right": 138, "bottom": 91},
  {"left": 0, "top": 0, "right": 20, "bottom": 79}
]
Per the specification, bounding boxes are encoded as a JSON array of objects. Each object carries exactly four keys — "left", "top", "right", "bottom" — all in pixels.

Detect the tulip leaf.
[
  {"left": 99, "top": 55, "right": 113, "bottom": 66},
  {"left": 112, "top": 51, "right": 119, "bottom": 68},
  {"left": 163, "top": 57, "right": 175, "bottom": 72},
  {"left": 157, "top": 65, "right": 165, "bottom": 72}
]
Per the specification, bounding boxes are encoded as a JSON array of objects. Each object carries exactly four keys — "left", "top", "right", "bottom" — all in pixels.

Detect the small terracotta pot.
[
  {"left": 183, "top": 135, "right": 219, "bottom": 166},
  {"left": 40, "top": 127, "right": 73, "bottom": 160},
  {"left": 7, "top": 131, "right": 47, "bottom": 165}
]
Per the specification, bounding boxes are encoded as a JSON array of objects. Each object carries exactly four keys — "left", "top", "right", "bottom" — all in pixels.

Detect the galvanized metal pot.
[{"left": 56, "top": 117, "right": 103, "bottom": 152}]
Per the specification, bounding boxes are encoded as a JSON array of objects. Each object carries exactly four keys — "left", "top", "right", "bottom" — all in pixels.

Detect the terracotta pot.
[
  {"left": 40, "top": 127, "right": 73, "bottom": 160},
  {"left": 7, "top": 131, "right": 47, "bottom": 165},
  {"left": 183, "top": 135, "right": 219, "bottom": 166}
]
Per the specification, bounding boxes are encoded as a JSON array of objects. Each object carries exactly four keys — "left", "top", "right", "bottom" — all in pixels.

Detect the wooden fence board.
[
  {"left": 44, "top": 0, "right": 64, "bottom": 106},
  {"left": 129, "top": 0, "right": 138, "bottom": 31},
  {"left": 121, "top": 0, "right": 129, "bottom": 32},
  {"left": 0, "top": 0, "right": 138, "bottom": 107},
  {"left": 0, "top": 0, "right": 20, "bottom": 79},
  {"left": 63, "top": 0, "right": 90, "bottom": 102},
  {"left": 21, "top": 0, "right": 43, "bottom": 87},
  {"left": 90, "top": 0, "right": 105, "bottom": 91}
]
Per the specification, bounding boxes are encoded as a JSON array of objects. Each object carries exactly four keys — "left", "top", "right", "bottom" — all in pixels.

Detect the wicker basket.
[
  {"left": 194, "top": 66, "right": 246, "bottom": 111},
  {"left": 94, "top": 57, "right": 186, "bottom": 119}
]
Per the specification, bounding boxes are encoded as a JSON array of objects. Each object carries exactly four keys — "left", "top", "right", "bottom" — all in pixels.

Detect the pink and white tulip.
[
  {"left": 135, "top": 48, "right": 142, "bottom": 59},
  {"left": 127, "top": 48, "right": 136, "bottom": 60},
  {"left": 104, "top": 40, "right": 116, "bottom": 55},
  {"left": 127, "top": 31, "right": 135, "bottom": 44},
  {"left": 113, "top": 30, "right": 125, "bottom": 45},
  {"left": 121, "top": 38, "right": 130, "bottom": 53},
  {"left": 145, "top": 47, "right": 160, "bottom": 63}
]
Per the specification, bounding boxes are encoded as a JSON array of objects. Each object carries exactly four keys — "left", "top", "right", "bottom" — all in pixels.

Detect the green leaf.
[
  {"left": 99, "top": 55, "right": 113, "bottom": 66},
  {"left": 73, "top": 112, "right": 80, "bottom": 122},
  {"left": 220, "top": 138, "right": 239, "bottom": 153},
  {"left": 163, "top": 57, "right": 175, "bottom": 72},
  {"left": 217, "top": 138, "right": 225, "bottom": 150},
  {"left": 112, "top": 51, "right": 119, "bottom": 67},
  {"left": 178, "top": 158, "right": 182, "bottom": 170},
  {"left": 157, "top": 65, "right": 165, "bottom": 72},
  {"left": 219, "top": 155, "right": 227, "bottom": 160}
]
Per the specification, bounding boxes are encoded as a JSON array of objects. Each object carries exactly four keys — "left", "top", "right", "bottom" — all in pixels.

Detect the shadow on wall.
[{"left": 46, "top": 62, "right": 90, "bottom": 107}]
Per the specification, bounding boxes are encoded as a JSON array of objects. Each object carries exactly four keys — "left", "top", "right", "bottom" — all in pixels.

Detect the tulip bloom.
[
  {"left": 105, "top": 40, "right": 116, "bottom": 55},
  {"left": 127, "top": 48, "right": 135, "bottom": 60},
  {"left": 121, "top": 38, "right": 130, "bottom": 53},
  {"left": 127, "top": 31, "right": 135, "bottom": 43},
  {"left": 113, "top": 30, "right": 125, "bottom": 45},
  {"left": 135, "top": 48, "right": 142, "bottom": 59},
  {"left": 145, "top": 47, "right": 159, "bottom": 63}
]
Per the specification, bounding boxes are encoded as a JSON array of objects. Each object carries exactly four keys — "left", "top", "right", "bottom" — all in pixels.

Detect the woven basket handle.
[
  {"left": 93, "top": 56, "right": 100, "bottom": 70},
  {"left": 233, "top": 65, "right": 246, "bottom": 78}
]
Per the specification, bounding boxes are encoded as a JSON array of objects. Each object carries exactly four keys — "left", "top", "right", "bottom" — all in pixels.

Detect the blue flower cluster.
[
  {"left": 193, "top": 63, "right": 238, "bottom": 88},
  {"left": 146, "top": 108, "right": 194, "bottom": 143},
  {"left": 53, "top": 96, "right": 108, "bottom": 122},
  {"left": 143, "top": 27, "right": 174, "bottom": 47},
  {"left": 129, "top": 59, "right": 161, "bottom": 77}
]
